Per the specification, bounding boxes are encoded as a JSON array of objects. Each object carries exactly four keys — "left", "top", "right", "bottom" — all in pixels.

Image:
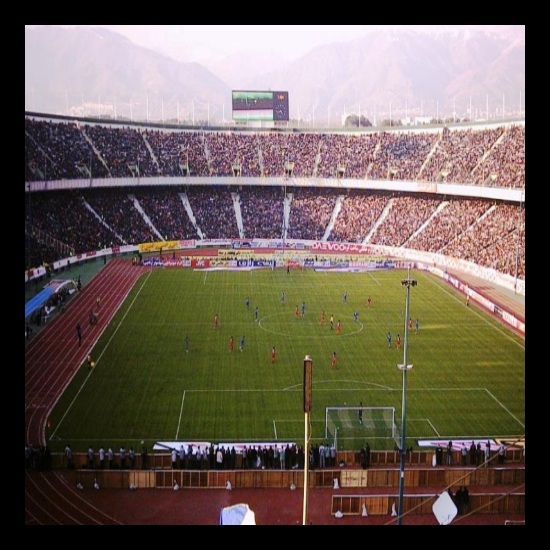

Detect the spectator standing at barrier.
[
  {"left": 108, "top": 447, "right": 114, "bottom": 469},
  {"left": 120, "top": 445, "right": 126, "bottom": 469},
  {"left": 435, "top": 445, "right": 443, "bottom": 466},
  {"left": 171, "top": 448, "right": 177, "bottom": 469},
  {"left": 446, "top": 441, "right": 453, "bottom": 465},
  {"left": 76, "top": 323, "right": 82, "bottom": 347},
  {"left": 179, "top": 445, "right": 185, "bottom": 469},
  {"left": 87, "top": 446, "right": 94, "bottom": 468},
  {"left": 461, "top": 442, "right": 468, "bottom": 465},
  {"left": 484, "top": 441, "right": 491, "bottom": 466},
  {"left": 476, "top": 442, "right": 482, "bottom": 465},
  {"left": 65, "top": 444, "right": 73, "bottom": 469},
  {"left": 498, "top": 443, "right": 505, "bottom": 464},
  {"left": 469, "top": 441, "right": 476, "bottom": 465},
  {"left": 99, "top": 446, "right": 105, "bottom": 469},
  {"left": 129, "top": 447, "right": 136, "bottom": 469}
]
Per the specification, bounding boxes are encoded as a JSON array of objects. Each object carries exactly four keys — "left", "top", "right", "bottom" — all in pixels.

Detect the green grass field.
[{"left": 48, "top": 268, "right": 525, "bottom": 453}]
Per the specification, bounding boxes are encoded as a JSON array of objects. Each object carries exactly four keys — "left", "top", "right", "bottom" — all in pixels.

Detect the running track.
[{"left": 25, "top": 259, "right": 149, "bottom": 525}]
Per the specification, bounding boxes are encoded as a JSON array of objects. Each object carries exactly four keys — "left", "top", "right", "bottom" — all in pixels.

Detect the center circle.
[{"left": 258, "top": 311, "right": 364, "bottom": 339}]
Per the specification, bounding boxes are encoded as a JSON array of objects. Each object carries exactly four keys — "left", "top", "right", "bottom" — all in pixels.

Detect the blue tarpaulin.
[{"left": 25, "top": 287, "right": 55, "bottom": 319}]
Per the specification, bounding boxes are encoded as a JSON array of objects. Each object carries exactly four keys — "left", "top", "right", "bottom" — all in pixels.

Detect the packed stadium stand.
[{"left": 24, "top": 115, "right": 525, "bottom": 280}]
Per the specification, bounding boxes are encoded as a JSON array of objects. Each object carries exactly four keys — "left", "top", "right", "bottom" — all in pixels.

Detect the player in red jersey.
[{"left": 271, "top": 346, "right": 276, "bottom": 364}]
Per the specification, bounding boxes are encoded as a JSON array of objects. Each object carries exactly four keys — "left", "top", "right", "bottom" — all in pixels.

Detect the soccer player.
[
  {"left": 301, "top": 301, "right": 306, "bottom": 317},
  {"left": 359, "top": 401, "right": 363, "bottom": 425},
  {"left": 240, "top": 335, "right": 245, "bottom": 352},
  {"left": 214, "top": 314, "right": 219, "bottom": 329},
  {"left": 87, "top": 354, "right": 94, "bottom": 369},
  {"left": 415, "top": 319, "right": 419, "bottom": 334},
  {"left": 466, "top": 295, "right": 470, "bottom": 306},
  {"left": 320, "top": 311, "right": 326, "bottom": 325},
  {"left": 184, "top": 336, "right": 189, "bottom": 353},
  {"left": 246, "top": 296, "right": 250, "bottom": 310},
  {"left": 336, "top": 320, "right": 342, "bottom": 334},
  {"left": 330, "top": 314, "right": 334, "bottom": 330},
  {"left": 396, "top": 334, "right": 401, "bottom": 350},
  {"left": 294, "top": 305, "right": 299, "bottom": 319},
  {"left": 281, "top": 292, "right": 285, "bottom": 305},
  {"left": 408, "top": 317, "right": 413, "bottom": 331},
  {"left": 387, "top": 331, "right": 392, "bottom": 348},
  {"left": 331, "top": 351, "right": 338, "bottom": 369},
  {"left": 254, "top": 307, "right": 259, "bottom": 322},
  {"left": 229, "top": 336, "right": 235, "bottom": 353},
  {"left": 353, "top": 310, "right": 359, "bottom": 323},
  {"left": 271, "top": 346, "right": 276, "bottom": 364},
  {"left": 367, "top": 296, "right": 371, "bottom": 308},
  {"left": 343, "top": 291, "right": 348, "bottom": 304}
]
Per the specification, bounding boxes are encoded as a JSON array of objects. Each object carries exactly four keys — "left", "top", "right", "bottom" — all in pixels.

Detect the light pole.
[{"left": 397, "top": 267, "right": 416, "bottom": 525}]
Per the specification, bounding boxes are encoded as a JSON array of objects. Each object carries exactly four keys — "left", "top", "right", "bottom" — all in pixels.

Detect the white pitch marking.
[
  {"left": 175, "top": 390, "right": 187, "bottom": 440},
  {"left": 50, "top": 270, "right": 152, "bottom": 439}
]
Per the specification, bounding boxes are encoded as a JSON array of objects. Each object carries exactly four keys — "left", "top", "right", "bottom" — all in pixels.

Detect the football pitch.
[{"left": 48, "top": 268, "right": 525, "bottom": 452}]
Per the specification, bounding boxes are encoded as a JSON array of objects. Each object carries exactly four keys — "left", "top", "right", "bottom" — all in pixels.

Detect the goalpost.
[{"left": 325, "top": 406, "right": 400, "bottom": 451}]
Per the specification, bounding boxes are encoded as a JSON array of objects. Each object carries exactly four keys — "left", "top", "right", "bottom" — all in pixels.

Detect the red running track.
[
  {"left": 25, "top": 259, "right": 150, "bottom": 446},
  {"left": 25, "top": 260, "right": 150, "bottom": 525}
]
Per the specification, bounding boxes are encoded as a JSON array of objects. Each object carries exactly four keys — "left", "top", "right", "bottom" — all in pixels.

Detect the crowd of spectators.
[
  {"left": 369, "top": 132, "right": 438, "bottom": 181},
  {"left": 84, "top": 189, "right": 156, "bottom": 244},
  {"left": 187, "top": 187, "right": 240, "bottom": 239},
  {"left": 369, "top": 194, "right": 441, "bottom": 247},
  {"left": 329, "top": 191, "right": 390, "bottom": 243},
  {"left": 442, "top": 203, "right": 524, "bottom": 277},
  {"left": 421, "top": 127, "right": 504, "bottom": 184},
  {"left": 288, "top": 188, "right": 339, "bottom": 240},
  {"left": 239, "top": 187, "right": 285, "bottom": 239},
  {"left": 134, "top": 188, "right": 198, "bottom": 241},
  {"left": 26, "top": 190, "right": 119, "bottom": 256},
  {"left": 85, "top": 125, "right": 158, "bottom": 178},
  {"left": 472, "top": 125, "right": 525, "bottom": 188},
  {"left": 25, "top": 186, "right": 525, "bottom": 279},
  {"left": 25, "top": 119, "right": 109, "bottom": 180},
  {"left": 317, "top": 134, "right": 378, "bottom": 178},
  {"left": 407, "top": 198, "right": 491, "bottom": 253},
  {"left": 25, "top": 118, "right": 525, "bottom": 188},
  {"left": 145, "top": 129, "right": 209, "bottom": 176}
]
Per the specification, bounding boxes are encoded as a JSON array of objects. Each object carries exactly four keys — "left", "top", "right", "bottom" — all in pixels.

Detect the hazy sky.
[{"left": 25, "top": 25, "right": 413, "bottom": 62}]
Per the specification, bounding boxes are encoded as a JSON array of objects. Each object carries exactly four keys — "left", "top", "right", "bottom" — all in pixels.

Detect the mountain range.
[{"left": 25, "top": 25, "right": 525, "bottom": 123}]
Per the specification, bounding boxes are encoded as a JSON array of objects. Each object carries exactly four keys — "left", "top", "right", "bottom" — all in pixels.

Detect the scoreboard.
[{"left": 232, "top": 90, "right": 289, "bottom": 121}]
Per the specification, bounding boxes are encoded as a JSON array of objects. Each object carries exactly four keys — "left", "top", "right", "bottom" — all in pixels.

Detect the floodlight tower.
[{"left": 397, "top": 266, "right": 417, "bottom": 525}]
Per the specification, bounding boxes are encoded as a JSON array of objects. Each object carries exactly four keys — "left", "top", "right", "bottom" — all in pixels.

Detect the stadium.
[{"left": 24, "top": 28, "right": 524, "bottom": 527}]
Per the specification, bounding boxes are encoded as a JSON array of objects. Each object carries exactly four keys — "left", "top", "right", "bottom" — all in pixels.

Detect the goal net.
[{"left": 325, "top": 407, "right": 400, "bottom": 451}]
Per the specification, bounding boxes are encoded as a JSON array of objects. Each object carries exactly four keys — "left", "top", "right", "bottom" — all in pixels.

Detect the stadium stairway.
[
  {"left": 363, "top": 197, "right": 394, "bottom": 244},
  {"left": 128, "top": 194, "right": 164, "bottom": 241},
  {"left": 82, "top": 197, "right": 125, "bottom": 244},
  {"left": 322, "top": 195, "right": 345, "bottom": 242},
  {"left": 232, "top": 192, "right": 245, "bottom": 238},
  {"left": 179, "top": 193, "right": 204, "bottom": 239}
]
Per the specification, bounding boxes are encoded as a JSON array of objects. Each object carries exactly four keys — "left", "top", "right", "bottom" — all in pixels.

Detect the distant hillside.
[{"left": 25, "top": 26, "right": 230, "bottom": 122}]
